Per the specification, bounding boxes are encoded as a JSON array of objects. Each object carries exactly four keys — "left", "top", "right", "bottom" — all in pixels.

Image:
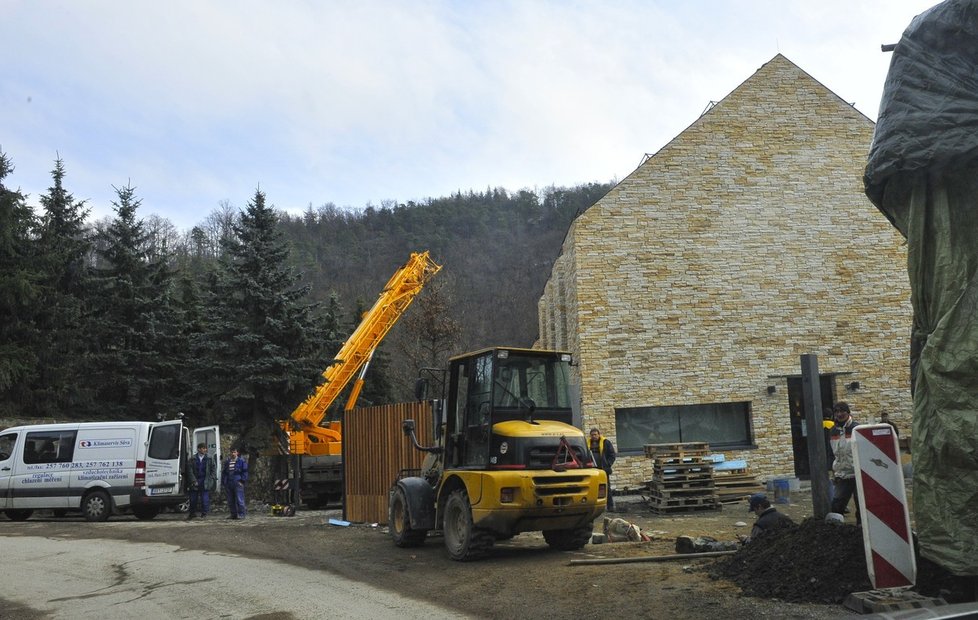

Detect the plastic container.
[{"left": 773, "top": 478, "right": 790, "bottom": 504}]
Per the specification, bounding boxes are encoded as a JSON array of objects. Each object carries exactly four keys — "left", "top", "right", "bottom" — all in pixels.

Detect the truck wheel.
[
  {"left": 5, "top": 509, "right": 33, "bottom": 521},
  {"left": 543, "top": 525, "right": 594, "bottom": 551},
  {"left": 389, "top": 486, "right": 427, "bottom": 547},
  {"left": 443, "top": 489, "right": 494, "bottom": 561},
  {"left": 132, "top": 505, "right": 160, "bottom": 520},
  {"left": 82, "top": 490, "right": 112, "bottom": 522}
]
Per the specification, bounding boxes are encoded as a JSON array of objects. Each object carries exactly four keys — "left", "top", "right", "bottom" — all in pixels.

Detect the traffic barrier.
[{"left": 852, "top": 424, "right": 916, "bottom": 588}]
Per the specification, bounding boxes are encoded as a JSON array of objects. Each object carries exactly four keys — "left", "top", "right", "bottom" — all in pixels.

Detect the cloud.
[{"left": 0, "top": 0, "right": 938, "bottom": 229}]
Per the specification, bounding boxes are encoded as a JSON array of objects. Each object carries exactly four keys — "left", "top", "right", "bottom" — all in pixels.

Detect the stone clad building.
[{"left": 537, "top": 54, "right": 912, "bottom": 489}]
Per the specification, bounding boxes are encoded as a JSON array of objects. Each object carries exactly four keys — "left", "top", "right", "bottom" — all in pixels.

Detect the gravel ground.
[{"left": 1, "top": 491, "right": 865, "bottom": 619}]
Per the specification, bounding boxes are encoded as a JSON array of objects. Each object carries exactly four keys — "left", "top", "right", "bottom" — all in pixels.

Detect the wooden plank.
[
  {"left": 649, "top": 502, "right": 721, "bottom": 515},
  {"left": 653, "top": 462, "right": 713, "bottom": 472},
  {"left": 343, "top": 402, "right": 434, "bottom": 524},
  {"left": 569, "top": 550, "right": 737, "bottom": 566},
  {"left": 652, "top": 482, "right": 716, "bottom": 493}
]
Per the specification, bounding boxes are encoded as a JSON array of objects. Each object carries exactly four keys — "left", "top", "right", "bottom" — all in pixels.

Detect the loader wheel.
[
  {"left": 443, "top": 489, "right": 494, "bottom": 561},
  {"left": 543, "top": 525, "right": 593, "bottom": 551},
  {"left": 389, "top": 486, "right": 427, "bottom": 547}
]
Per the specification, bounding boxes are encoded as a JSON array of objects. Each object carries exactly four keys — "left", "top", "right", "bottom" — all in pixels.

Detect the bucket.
[{"left": 773, "top": 478, "right": 790, "bottom": 504}]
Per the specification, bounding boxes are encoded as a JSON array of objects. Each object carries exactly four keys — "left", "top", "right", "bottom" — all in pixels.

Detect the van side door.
[
  {"left": 16, "top": 429, "right": 76, "bottom": 509},
  {"left": 145, "top": 420, "right": 183, "bottom": 498},
  {"left": 0, "top": 432, "right": 17, "bottom": 509}
]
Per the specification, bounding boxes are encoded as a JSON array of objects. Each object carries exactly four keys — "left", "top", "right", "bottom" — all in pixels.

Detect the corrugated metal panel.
[{"left": 343, "top": 402, "right": 434, "bottom": 524}]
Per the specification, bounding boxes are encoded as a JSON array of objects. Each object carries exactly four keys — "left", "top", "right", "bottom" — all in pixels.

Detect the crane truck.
[
  {"left": 389, "top": 347, "right": 607, "bottom": 560},
  {"left": 278, "top": 251, "right": 441, "bottom": 510}
]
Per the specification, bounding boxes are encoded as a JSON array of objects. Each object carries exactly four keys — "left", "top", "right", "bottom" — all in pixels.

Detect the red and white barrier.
[{"left": 853, "top": 423, "right": 916, "bottom": 589}]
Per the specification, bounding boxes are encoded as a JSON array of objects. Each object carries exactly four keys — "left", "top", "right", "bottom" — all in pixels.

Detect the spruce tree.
[
  {"left": 0, "top": 152, "right": 41, "bottom": 416},
  {"left": 199, "top": 189, "right": 325, "bottom": 450},
  {"left": 90, "top": 184, "right": 188, "bottom": 420},
  {"left": 31, "top": 158, "right": 94, "bottom": 418}
]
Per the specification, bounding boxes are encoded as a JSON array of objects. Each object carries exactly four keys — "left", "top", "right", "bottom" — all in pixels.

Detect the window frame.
[{"left": 614, "top": 401, "right": 756, "bottom": 456}]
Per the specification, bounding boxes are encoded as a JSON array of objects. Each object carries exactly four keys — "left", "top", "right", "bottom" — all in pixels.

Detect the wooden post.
[{"left": 801, "top": 354, "right": 831, "bottom": 518}]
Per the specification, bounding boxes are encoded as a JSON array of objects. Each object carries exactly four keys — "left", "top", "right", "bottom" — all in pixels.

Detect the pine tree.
[
  {"left": 90, "top": 184, "right": 188, "bottom": 420},
  {"left": 0, "top": 151, "right": 41, "bottom": 415},
  {"left": 30, "top": 158, "right": 94, "bottom": 418},
  {"left": 198, "top": 189, "right": 326, "bottom": 449}
]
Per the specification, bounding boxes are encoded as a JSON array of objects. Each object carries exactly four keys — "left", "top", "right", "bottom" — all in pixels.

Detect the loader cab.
[{"left": 443, "top": 348, "right": 577, "bottom": 469}]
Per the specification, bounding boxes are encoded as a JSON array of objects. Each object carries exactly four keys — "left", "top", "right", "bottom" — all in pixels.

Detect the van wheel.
[
  {"left": 5, "top": 509, "right": 33, "bottom": 521},
  {"left": 389, "top": 486, "right": 427, "bottom": 547},
  {"left": 543, "top": 525, "right": 594, "bottom": 551},
  {"left": 82, "top": 490, "right": 112, "bottom": 522},
  {"left": 443, "top": 489, "right": 493, "bottom": 561},
  {"left": 132, "top": 505, "right": 160, "bottom": 520}
]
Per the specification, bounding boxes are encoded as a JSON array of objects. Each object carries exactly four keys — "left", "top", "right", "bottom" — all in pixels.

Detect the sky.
[{"left": 1, "top": 0, "right": 940, "bottom": 231}]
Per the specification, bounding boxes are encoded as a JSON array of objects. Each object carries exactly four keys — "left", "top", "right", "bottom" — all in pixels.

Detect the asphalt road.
[{"left": 1, "top": 535, "right": 470, "bottom": 620}]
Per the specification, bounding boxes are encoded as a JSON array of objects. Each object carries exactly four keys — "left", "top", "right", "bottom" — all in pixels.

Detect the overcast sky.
[{"left": 1, "top": 0, "right": 939, "bottom": 231}]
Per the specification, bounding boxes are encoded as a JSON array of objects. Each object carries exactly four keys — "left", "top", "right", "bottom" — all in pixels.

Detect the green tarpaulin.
[{"left": 865, "top": 0, "right": 978, "bottom": 577}]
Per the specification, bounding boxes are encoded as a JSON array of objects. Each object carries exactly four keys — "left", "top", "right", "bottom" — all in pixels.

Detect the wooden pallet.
[
  {"left": 649, "top": 485, "right": 716, "bottom": 499},
  {"left": 713, "top": 467, "right": 749, "bottom": 476},
  {"left": 649, "top": 499, "right": 721, "bottom": 514},
  {"left": 653, "top": 465, "right": 714, "bottom": 480},
  {"left": 714, "top": 468, "right": 765, "bottom": 503},
  {"left": 649, "top": 491, "right": 718, "bottom": 505},
  {"left": 717, "top": 489, "right": 766, "bottom": 504},
  {"left": 651, "top": 478, "right": 715, "bottom": 491},
  {"left": 644, "top": 442, "right": 710, "bottom": 460}
]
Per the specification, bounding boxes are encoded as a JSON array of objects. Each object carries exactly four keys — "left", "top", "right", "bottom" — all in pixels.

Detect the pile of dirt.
[
  {"left": 711, "top": 518, "right": 871, "bottom": 604},
  {"left": 710, "top": 516, "right": 975, "bottom": 605}
]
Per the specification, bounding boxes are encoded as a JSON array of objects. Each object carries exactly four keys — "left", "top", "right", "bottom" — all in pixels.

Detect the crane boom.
[{"left": 282, "top": 251, "right": 441, "bottom": 456}]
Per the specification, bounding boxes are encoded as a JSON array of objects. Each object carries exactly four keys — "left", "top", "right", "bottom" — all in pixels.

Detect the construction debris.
[{"left": 601, "top": 516, "right": 651, "bottom": 543}]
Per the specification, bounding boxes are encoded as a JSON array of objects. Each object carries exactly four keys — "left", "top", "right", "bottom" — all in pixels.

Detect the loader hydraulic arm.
[{"left": 282, "top": 251, "right": 441, "bottom": 456}]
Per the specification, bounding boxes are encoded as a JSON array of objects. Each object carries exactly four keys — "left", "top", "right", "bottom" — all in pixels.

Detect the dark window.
[
  {"left": 462, "top": 353, "right": 492, "bottom": 466},
  {"left": 23, "top": 430, "right": 77, "bottom": 464},
  {"left": 0, "top": 433, "right": 17, "bottom": 461},
  {"left": 615, "top": 402, "right": 753, "bottom": 454},
  {"left": 148, "top": 424, "right": 181, "bottom": 460}
]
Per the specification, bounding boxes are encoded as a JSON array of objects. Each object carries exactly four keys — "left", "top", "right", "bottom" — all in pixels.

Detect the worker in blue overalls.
[{"left": 222, "top": 447, "right": 249, "bottom": 520}]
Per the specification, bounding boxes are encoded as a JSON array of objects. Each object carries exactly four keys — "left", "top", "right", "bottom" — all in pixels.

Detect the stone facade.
[{"left": 537, "top": 55, "right": 912, "bottom": 489}]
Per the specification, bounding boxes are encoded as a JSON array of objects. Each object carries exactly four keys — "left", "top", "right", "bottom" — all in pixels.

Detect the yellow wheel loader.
[{"left": 390, "top": 347, "right": 607, "bottom": 560}]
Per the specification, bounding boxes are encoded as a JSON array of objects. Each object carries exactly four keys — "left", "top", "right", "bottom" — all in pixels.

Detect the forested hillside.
[
  {"left": 0, "top": 149, "right": 611, "bottom": 441},
  {"left": 279, "top": 184, "right": 612, "bottom": 349}
]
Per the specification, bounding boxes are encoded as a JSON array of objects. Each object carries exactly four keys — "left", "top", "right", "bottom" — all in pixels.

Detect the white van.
[{"left": 0, "top": 420, "right": 220, "bottom": 522}]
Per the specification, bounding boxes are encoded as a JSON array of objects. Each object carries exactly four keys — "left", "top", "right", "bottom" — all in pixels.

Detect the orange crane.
[{"left": 278, "top": 251, "right": 441, "bottom": 509}]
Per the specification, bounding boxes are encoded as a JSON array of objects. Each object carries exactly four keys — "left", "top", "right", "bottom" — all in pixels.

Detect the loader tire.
[
  {"left": 443, "top": 489, "right": 494, "bottom": 561},
  {"left": 543, "top": 525, "right": 593, "bottom": 551},
  {"left": 389, "top": 486, "right": 427, "bottom": 547}
]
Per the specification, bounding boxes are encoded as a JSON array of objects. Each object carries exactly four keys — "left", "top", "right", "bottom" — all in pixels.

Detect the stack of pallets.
[
  {"left": 644, "top": 442, "right": 721, "bottom": 514},
  {"left": 711, "top": 460, "right": 766, "bottom": 504}
]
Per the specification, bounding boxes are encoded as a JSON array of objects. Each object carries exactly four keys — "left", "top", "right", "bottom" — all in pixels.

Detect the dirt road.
[{"left": 1, "top": 494, "right": 853, "bottom": 619}]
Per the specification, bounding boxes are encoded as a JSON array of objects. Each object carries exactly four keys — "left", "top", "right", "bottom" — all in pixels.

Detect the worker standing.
[
  {"left": 589, "top": 428, "right": 617, "bottom": 512},
  {"left": 187, "top": 442, "right": 216, "bottom": 520},
  {"left": 829, "top": 402, "right": 860, "bottom": 523},
  {"left": 222, "top": 447, "right": 248, "bottom": 520}
]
